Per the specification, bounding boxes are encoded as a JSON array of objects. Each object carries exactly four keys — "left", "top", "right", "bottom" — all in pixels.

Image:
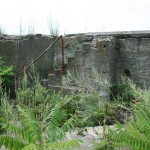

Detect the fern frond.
[
  {"left": 0, "top": 118, "right": 31, "bottom": 143},
  {"left": 45, "top": 95, "right": 76, "bottom": 142},
  {"left": 61, "top": 115, "right": 76, "bottom": 132},
  {"left": 45, "top": 95, "right": 73, "bottom": 123},
  {"left": 110, "top": 120, "right": 150, "bottom": 150},
  {"left": 94, "top": 139, "right": 111, "bottom": 150},
  {"left": 46, "top": 115, "right": 66, "bottom": 143},
  {"left": 18, "top": 106, "right": 42, "bottom": 143},
  {"left": 46, "top": 105, "right": 76, "bottom": 142},
  {"left": 45, "top": 104, "right": 61, "bottom": 123},
  {"left": 46, "top": 139, "right": 81, "bottom": 150},
  {"left": 0, "top": 135, "right": 25, "bottom": 150},
  {"left": 21, "top": 143, "right": 42, "bottom": 150},
  {"left": 134, "top": 105, "right": 150, "bottom": 139}
]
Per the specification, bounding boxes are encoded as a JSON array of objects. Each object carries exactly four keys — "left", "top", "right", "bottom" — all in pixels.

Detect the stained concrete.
[{"left": 0, "top": 31, "right": 150, "bottom": 89}]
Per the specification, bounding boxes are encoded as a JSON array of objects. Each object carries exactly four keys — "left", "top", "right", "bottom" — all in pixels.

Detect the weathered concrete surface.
[
  {"left": 64, "top": 31, "right": 150, "bottom": 89},
  {"left": 1, "top": 31, "right": 150, "bottom": 89},
  {"left": 0, "top": 34, "right": 55, "bottom": 77},
  {"left": 115, "top": 37, "right": 150, "bottom": 89}
]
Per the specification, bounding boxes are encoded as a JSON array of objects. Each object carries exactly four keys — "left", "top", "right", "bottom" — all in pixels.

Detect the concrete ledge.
[{"left": 67, "top": 30, "right": 150, "bottom": 38}]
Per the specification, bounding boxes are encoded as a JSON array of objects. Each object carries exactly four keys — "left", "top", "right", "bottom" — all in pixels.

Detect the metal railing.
[{"left": 23, "top": 35, "right": 65, "bottom": 75}]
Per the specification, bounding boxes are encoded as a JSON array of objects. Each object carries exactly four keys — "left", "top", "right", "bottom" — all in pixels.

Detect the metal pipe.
[
  {"left": 61, "top": 36, "right": 65, "bottom": 75},
  {"left": 25, "top": 35, "right": 62, "bottom": 72}
]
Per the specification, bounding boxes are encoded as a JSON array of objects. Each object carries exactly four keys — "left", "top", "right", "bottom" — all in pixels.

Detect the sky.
[{"left": 0, "top": 0, "right": 150, "bottom": 35}]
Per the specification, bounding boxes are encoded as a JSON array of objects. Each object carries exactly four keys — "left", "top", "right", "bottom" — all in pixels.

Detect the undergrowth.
[
  {"left": 62, "top": 69, "right": 131, "bottom": 127},
  {"left": 95, "top": 80, "right": 150, "bottom": 150},
  {"left": 0, "top": 68, "right": 81, "bottom": 149},
  {"left": 0, "top": 65, "right": 150, "bottom": 150}
]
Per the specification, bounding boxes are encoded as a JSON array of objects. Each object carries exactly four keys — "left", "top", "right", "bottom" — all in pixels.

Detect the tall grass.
[
  {"left": 0, "top": 27, "right": 5, "bottom": 35},
  {"left": 0, "top": 67, "right": 81, "bottom": 149},
  {"left": 62, "top": 69, "right": 124, "bottom": 127},
  {"left": 1, "top": 62, "right": 149, "bottom": 150},
  {"left": 95, "top": 79, "right": 150, "bottom": 150},
  {"left": 47, "top": 17, "right": 59, "bottom": 37}
]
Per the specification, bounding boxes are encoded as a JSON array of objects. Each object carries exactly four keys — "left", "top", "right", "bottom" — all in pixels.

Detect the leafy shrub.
[
  {"left": 16, "top": 73, "right": 52, "bottom": 120},
  {"left": 62, "top": 69, "right": 130, "bottom": 127},
  {"left": 0, "top": 66, "right": 82, "bottom": 149},
  {"left": 97, "top": 80, "right": 150, "bottom": 150},
  {"left": 0, "top": 77, "right": 16, "bottom": 134},
  {"left": 111, "top": 77, "right": 135, "bottom": 103},
  {"left": 110, "top": 102, "right": 150, "bottom": 149},
  {"left": 0, "top": 57, "right": 14, "bottom": 88},
  {"left": 0, "top": 105, "right": 81, "bottom": 150}
]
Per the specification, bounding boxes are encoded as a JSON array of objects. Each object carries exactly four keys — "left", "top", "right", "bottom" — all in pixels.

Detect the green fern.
[
  {"left": 96, "top": 79, "right": 150, "bottom": 150},
  {"left": 109, "top": 95, "right": 150, "bottom": 150},
  {"left": 18, "top": 106, "right": 42, "bottom": 143},
  {"left": 0, "top": 135, "right": 25, "bottom": 150},
  {"left": 46, "top": 139, "right": 82, "bottom": 150},
  {"left": 0, "top": 103, "right": 81, "bottom": 150},
  {"left": 44, "top": 95, "right": 78, "bottom": 143},
  {"left": 0, "top": 118, "right": 30, "bottom": 143},
  {"left": 0, "top": 57, "right": 14, "bottom": 87},
  {"left": 21, "top": 144, "right": 42, "bottom": 150}
]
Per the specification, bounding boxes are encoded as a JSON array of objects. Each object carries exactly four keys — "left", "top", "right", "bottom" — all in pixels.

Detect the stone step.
[
  {"left": 48, "top": 74, "right": 58, "bottom": 84},
  {"left": 48, "top": 84, "right": 61, "bottom": 93},
  {"left": 41, "top": 79, "right": 48, "bottom": 87},
  {"left": 54, "top": 68, "right": 62, "bottom": 79},
  {"left": 43, "top": 50, "right": 85, "bottom": 93},
  {"left": 48, "top": 84, "right": 78, "bottom": 95}
]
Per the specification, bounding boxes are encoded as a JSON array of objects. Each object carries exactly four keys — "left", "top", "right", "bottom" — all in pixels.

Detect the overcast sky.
[{"left": 0, "top": 0, "right": 150, "bottom": 35}]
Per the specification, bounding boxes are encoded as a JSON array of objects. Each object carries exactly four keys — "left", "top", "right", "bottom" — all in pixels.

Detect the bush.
[
  {"left": 0, "top": 66, "right": 83, "bottom": 149},
  {"left": 111, "top": 77, "right": 134, "bottom": 103},
  {"left": 97, "top": 80, "right": 150, "bottom": 150},
  {"left": 0, "top": 57, "right": 14, "bottom": 88},
  {"left": 62, "top": 69, "right": 132, "bottom": 128},
  {"left": 0, "top": 105, "right": 81, "bottom": 150}
]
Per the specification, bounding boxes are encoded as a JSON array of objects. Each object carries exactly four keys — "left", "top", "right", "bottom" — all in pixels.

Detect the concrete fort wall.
[
  {"left": 63, "top": 31, "right": 150, "bottom": 89},
  {"left": 0, "top": 34, "right": 55, "bottom": 77},
  {"left": 0, "top": 31, "right": 150, "bottom": 89}
]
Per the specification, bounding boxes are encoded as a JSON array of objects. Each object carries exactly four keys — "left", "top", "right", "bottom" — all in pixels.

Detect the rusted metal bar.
[
  {"left": 61, "top": 36, "right": 65, "bottom": 75},
  {"left": 24, "top": 35, "right": 62, "bottom": 72}
]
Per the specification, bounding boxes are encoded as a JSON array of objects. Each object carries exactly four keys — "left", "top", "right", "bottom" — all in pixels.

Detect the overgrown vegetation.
[
  {"left": 47, "top": 17, "right": 59, "bottom": 37},
  {"left": 0, "top": 68, "right": 81, "bottom": 149},
  {"left": 0, "top": 105, "right": 81, "bottom": 150},
  {"left": 0, "top": 62, "right": 150, "bottom": 150},
  {"left": 62, "top": 70, "right": 131, "bottom": 127},
  {"left": 0, "top": 57, "right": 14, "bottom": 88},
  {"left": 0, "top": 27, "right": 5, "bottom": 35},
  {"left": 18, "top": 17, "right": 59, "bottom": 36},
  {"left": 94, "top": 80, "right": 150, "bottom": 150}
]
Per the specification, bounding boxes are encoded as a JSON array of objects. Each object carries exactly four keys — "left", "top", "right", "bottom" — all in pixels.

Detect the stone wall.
[
  {"left": 115, "top": 37, "right": 150, "bottom": 89},
  {"left": 0, "top": 31, "right": 150, "bottom": 89},
  {"left": 0, "top": 34, "right": 55, "bottom": 77},
  {"left": 64, "top": 31, "right": 150, "bottom": 89}
]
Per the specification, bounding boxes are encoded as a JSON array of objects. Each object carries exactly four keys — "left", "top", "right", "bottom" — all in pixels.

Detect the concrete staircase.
[
  {"left": 41, "top": 49, "right": 83, "bottom": 94},
  {"left": 40, "top": 35, "right": 114, "bottom": 98}
]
